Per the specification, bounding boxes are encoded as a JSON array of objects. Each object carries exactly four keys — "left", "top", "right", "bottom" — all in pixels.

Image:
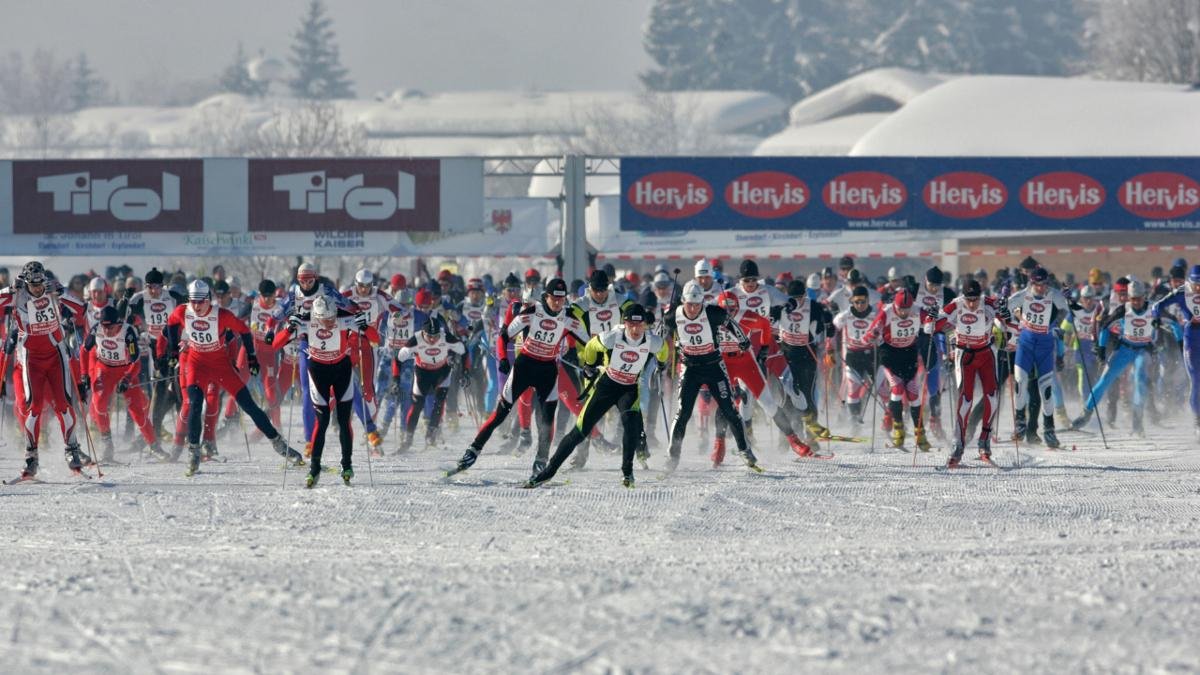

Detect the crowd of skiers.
[{"left": 0, "top": 251, "right": 1196, "bottom": 486}]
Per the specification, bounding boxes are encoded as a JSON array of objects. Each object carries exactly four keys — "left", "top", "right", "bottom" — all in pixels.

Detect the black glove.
[
  {"left": 354, "top": 313, "right": 369, "bottom": 331},
  {"left": 1055, "top": 354, "right": 1064, "bottom": 372},
  {"left": 155, "top": 355, "right": 170, "bottom": 375},
  {"left": 78, "top": 375, "right": 91, "bottom": 400},
  {"left": 117, "top": 378, "right": 129, "bottom": 394},
  {"left": 1093, "top": 343, "right": 1106, "bottom": 361},
  {"left": 582, "top": 364, "right": 599, "bottom": 380},
  {"left": 263, "top": 330, "right": 275, "bottom": 345},
  {"left": 739, "top": 339, "right": 752, "bottom": 352},
  {"left": 286, "top": 315, "right": 301, "bottom": 333},
  {"left": 247, "top": 354, "right": 260, "bottom": 377},
  {"left": 498, "top": 359, "right": 511, "bottom": 375},
  {"left": 387, "top": 377, "right": 402, "bottom": 398},
  {"left": 168, "top": 353, "right": 179, "bottom": 371}
]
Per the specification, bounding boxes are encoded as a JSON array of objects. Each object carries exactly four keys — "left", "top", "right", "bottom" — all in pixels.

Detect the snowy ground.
[{"left": 0, "top": 406, "right": 1198, "bottom": 674}]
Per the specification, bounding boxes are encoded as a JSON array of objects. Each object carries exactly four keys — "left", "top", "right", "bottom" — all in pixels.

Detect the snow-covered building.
[{"left": 0, "top": 89, "right": 788, "bottom": 159}]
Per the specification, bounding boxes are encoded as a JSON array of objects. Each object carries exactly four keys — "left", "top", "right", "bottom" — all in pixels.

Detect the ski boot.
[
  {"left": 1024, "top": 424, "right": 1042, "bottom": 446},
  {"left": 1131, "top": 409, "right": 1146, "bottom": 438},
  {"left": 786, "top": 433, "right": 813, "bottom": 458},
  {"left": 1070, "top": 407, "right": 1093, "bottom": 431},
  {"left": 661, "top": 455, "right": 680, "bottom": 476},
  {"left": 185, "top": 443, "right": 202, "bottom": 476},
  {"left": 947, "top": 439, "right": 964, "bottom": 468},
  {"left": 978, "top": 435, "right": 992, "bottom": 461},
  {"left": 65, "top": 444, "right": 85, "bottom": 472},
  {"left": 202, "top": 439, "right": 220, "bottom": 462},
  {"left": 622, "top": 474, "right": 635, "bottom": 489},
  {"left": 1011, "top": 409, "right": 1027, "bottom": 442},
  {"left": 530, "top": 458, "right": 548, "bottom": 481},
  {"left": 21, "top": 448, "right": 39, "bottom": 480},
  {"left": 367, "top": 431, "right": 383, "bottom": 457},
  {"left": 451, "top": 446, "right": 480, "bottom": 475},
  {"left": 516, "top": 428, "right": 533, "bottom": 454},
  {"left": 305, "top": 467, "right": 320, "bottom": 489},
  {"left": 147, "top": 441, "right": 172, "bottom": 463},
  {"left": 593, "top": 435, "right": 619, "bottom": 455},
  {"left": 98, "top": 432, "right": 116, "bottom": 463},
  {"left": 636, "top": 446, "right": 650, "bottom": 470},
  {"left": 914, "top": 426, "right": 932, "bottom": 452},
  {"left": 1042, "top": 417, "right": 1061, "bottom": 449},
  {"left": 737, "top": 445, "right": 762, "bottom": 472},
  {"left": 710, "top": 436, "right": 726, "bottom": 467},
  {"left": 890, "top": 421, "right": 906, "bottom": 448},
  {"left": 169, "top": 443, "right": 185, "bottom": 462},
  {"left": 804, "top": 414, "right": 831, "bottom": 440},
  {"left": 271, "top": 435, "right": 306, "bottom": 466},
  {"left": 341, "top": 466, "right": 354, "bottom": 485},
  {"left": 397, "top": 430, "right": 414, "bottom": 453}
]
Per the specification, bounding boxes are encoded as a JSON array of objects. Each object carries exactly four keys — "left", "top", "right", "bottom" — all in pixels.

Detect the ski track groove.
[{"left": 0, "top": 416, "right": 1196, "bottom": 671}]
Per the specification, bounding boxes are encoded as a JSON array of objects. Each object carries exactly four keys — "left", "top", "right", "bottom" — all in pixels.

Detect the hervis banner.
[
  {"left": 0, "top": 158, "right": 484, "bottom": 255},
  {"left": 620, "top": 157, "right": 1200, "bottom": 232}
]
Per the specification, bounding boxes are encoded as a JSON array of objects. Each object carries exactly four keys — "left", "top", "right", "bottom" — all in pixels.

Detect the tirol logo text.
[
  {"left": 725, "top": 171, "right": 809, "bottom": 218},
  {"left": 922, "top": 172, "right": 1007, "bottom": 219},
  {"left": 274, "top": 171, "right": 416, "bottom": 221},
  {"left": 627, "top": 171, "right": 712, "bottom": 219},
  {"left": 38, "top": 171, "right": 180, "bottom": 221},
  {"left": 1118, "top": 172, "right": 1200, "bottom": 219},
  {"left": 1020, "top": 172, "right": 1105, "bottom": 219},
  {"left": 823, "top": 171, "right": 907, "bottom": 218}
]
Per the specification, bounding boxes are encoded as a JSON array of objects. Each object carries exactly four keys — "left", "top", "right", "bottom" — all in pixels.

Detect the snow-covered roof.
[
  {"left": 850, "top": 75, "right": 1200, "bottom": 156},
  {"left": 1, "top": 90, "right": 787, "bottom": 158},
  {"left": 786, "top": 67, "right": 950, "bottom": 126}
]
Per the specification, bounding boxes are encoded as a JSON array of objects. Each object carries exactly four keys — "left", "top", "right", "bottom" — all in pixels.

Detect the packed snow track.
[{"left": 0, "top": 424, "right": 1197, "bottom": 673}]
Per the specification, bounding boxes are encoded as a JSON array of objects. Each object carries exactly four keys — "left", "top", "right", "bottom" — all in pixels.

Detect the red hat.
[
  {"left": 414, "top": 289, "right": 433, "bottom": 307},
  {"left": 626, "top": 272, "right": 640, "bottom": 284},
  {"left": 437, "top": 269, "right": 453, "bottom": 282},
  {"left": 467, "top": 277, "right": 483, "bottom": 291},
  {"left": 894, "top": 289, "right": 914, "bottom": 309},
  {"left": 390, "top": 273, "right": 406, "bottom": 289},
  {"left": 776, "top": 272, "right": 794, "bottom": 282},
  {"left": 525, "top": 267, "right": 541, "bottom": 280}
]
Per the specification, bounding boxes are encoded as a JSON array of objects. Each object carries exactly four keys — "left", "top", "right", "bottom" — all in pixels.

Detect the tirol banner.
[
  {"left": 620, "top": 157, "right": 1200, "bottom": 231},
  {"left": 248, "top": 158, "right": 440, "bottom": 232},
  {"left": 11, "top": 159, "right": 204, "bottom": 234}
]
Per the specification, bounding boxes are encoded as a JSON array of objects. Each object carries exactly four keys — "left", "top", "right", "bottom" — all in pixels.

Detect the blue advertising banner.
[{"left": 619, "top": 157, "right": 1200, "bottom": 231}]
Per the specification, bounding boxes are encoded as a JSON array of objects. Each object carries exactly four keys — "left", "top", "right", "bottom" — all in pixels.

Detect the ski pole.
[
  {"left": 283, "top": 357, "right": 299, "bottom": 489},
  {"left": 356, "top": 346, "right": 375, "bottom": 487},
  {"left": 1007, "top": 351, "right": 1021, "bottom": 468},
  {"left": 64, "top": 354, "right": 103, "bottom": 479},
  {"left": 869, "top": 347, "right": 879, "bottom": 453},
  {"left": 1076, "top": 345, "right": 1110, "bottom": 449}
]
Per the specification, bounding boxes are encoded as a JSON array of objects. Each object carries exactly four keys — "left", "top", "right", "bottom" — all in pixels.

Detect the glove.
[
  {"left": 78, "top": 375, "right": 91, "bottom": 400},
  {"left": 117, "top": 378, "right": 129, "bottom": 394},
  {"left": 738, "top": 339, "right": 752, "bottom": 352},
  {"left": 354, "top": 313, "right": 368, "bottom": 331},
  {"left": 1093, "top": 344, "right": 1106, "bottom": 361},
  {"left": 498, "top": 359, "right": 511, "bottom": 375},
  {"left": 1055, "top": 354, "right": 1064, "bottom": 372},
  {"left": 582, "top": 364, "right": 599, "bottom": 380},
  {"left": 247, "top": 354, "right": 260, "bottom": 377},
  {"left": 387, "top": 378, "right": 402, "bottom": 398},
  {"left": 286, "top": 315, "right": 301, "bottom": 333},
  {"left": 263, "top": 330, "right": 275, "bottom": 345},
  {"left": 168, "top": 353, "right": 179, "bottom": 371},
  {"left": 154, "top": 356, "right": 169, "bottom": 375}
]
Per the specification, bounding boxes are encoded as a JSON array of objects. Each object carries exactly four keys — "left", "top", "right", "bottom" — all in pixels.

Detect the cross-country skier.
[
  {"left": 1071, "top": 279, "right": 1157, "bottom": 437},
  {"left": 769, "top": 278, "right": 836, "bottom": 442},
  {"left": 165, "top": 279, "right": 305, "bottom": 475},
  {"left": 392, "top": 314, "right": 466, "bottom": 451},
  {"left": 832, "top": 286, "right": 879, "bottom": 433},
  {"left": 1151, "top": 264, "right": 1200, "bottom": 436},
  {"left": 1008, "top": 267, "right": 1073, "bottom": 449},
  {"left": 0, "top": 261, "right": 91, "bottom": 480},
  {"left": 81, "top": 306, "right": 169, "bottom": 462},
  {"left": 866, "top": 288, "right": 930, "bottom": 451},
  {"left": 660, "top": 283, "right": 762, "bottom": 474},
  {"left": 272, "top": 296, "right": 379, "bottom": 487},
  {"left": 526, "top": 303, "right": 669, "bottom": 488},
  {"left": 927, "top": 279, "right": 1015, "bottom": 467},
  {"left": 343, "top": 268, "right": 391, "bottom": 454},
  {"left": 377, "top": 289, "right": 417, "bottom": 439},
  {"left": 450, "top": 278, "right": 589, "bottom": 479}
]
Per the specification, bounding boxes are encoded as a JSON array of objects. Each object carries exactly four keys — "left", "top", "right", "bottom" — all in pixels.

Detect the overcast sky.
[{"left": 1, "top": 0, "right": 656, "bottom": 95}]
